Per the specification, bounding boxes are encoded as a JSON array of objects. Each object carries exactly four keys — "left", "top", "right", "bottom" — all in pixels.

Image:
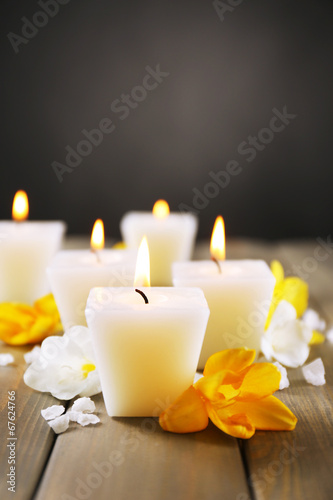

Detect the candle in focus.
[
  {"left": 47, "top": 219, "right": 137, "bottom": 328},
  {"left": 0, "top": 191, "right": 66, "bottom": 303},
  {"left": 120, "top": 200, "right": 198, "bottom": 285},
  {"left": 85, "top": 237, "right": 210, "bottom": 417},
  {"left": 172, "top": 216, "right": 276, "bottom": 369}
]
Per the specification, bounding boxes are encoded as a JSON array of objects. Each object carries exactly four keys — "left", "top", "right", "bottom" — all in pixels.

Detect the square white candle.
[
  {"left": 173, "top": 260, "right": 276, "bottom": 369},
  {"left": 85, "top": 287, "right": 210, "bottom": 417},
  {"left": 0, "top": 221, "right": 66, "bottom": 303},
  {"left": 120, "top": 211, "right": 198, "bottom": 286},
  {"left": 47, "top": 249, "right": 137, "bottom": 329}
]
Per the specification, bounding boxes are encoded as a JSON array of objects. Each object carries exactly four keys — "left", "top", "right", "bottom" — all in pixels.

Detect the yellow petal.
[
  {"left": 112, "top": 241, "right": 127, "bottom": 250},
  {"left": 237, "top": 363, "right": 281, "bottom": 401},
  {"left": 228, "top": 396, "right": 297, "bottom": 431},
  {"left": 0, "top": 303, "right": 35, "bottom": 330},
  {"left": 271, "top": 260, "right": 284, "bottom": 284},
  {"left": 195, "top": 370, "right": 242, "bottom": 402},
  {"left": 309, "top": 330, "right": 325, "bottom": 345},
  {"left": 159, "top": 386, "right": 209, "bottom": 433},
  {"left": 206, "top": 401, "right": 255, "bottom": 439},
  {"left": 203, "top": 348, "right": 256, "bottom": 377},
  {"left": 266, "top": 277, "right": 309, "bottom": 328},
  {"left": 34, "top": 293, "right": 59, "bottom": 318}
]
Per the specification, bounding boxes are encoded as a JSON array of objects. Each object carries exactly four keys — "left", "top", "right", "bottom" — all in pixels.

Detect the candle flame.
[
  {"left": 12, "top": 190, "right": 29, "bottom": 221},
  {"left": 152, "top": 199, "right": 170, "bottom": 219},
  {"left": 91, "top": 219, "right": 105, "bottom": 251},
  {"left": 134, "top": 236, "right": 150, "bottom": 287},
  {"left": 210, "top": 216, "right": 226, "bottom": 261}
]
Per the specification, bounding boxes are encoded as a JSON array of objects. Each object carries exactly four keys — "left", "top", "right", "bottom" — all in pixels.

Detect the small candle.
[
  {"left": 120, "top": 200, "right": 198, "bottom": 285},
  {"left": 85, "top": 237, "right": 210, "bottom": 417},
  {"left": 172, "top": 216, "right": 276, "bottom": 369},
  {"left": 0, "top": 191, "right": 66, "bottom": 303},
  {"left": 47, "top": 219, "right": 137, "bottom": 329}
]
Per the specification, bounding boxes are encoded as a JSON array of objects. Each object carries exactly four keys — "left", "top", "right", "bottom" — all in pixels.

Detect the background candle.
[
  {"left": 120, "top": 200, "right": 198, "bottom": 286},
  {"left": 47, "top": 219, "right": 137, "bottom": 328},
  {"left": 0, "top": 191, "right": 66, "bottom": 303},
  {"left": 173, "top": 216, "right": 276, "bottom": 368},
  {"left": 85, "top": 286, "right": 210, "bottom": 417},
  {"left": 173, "top": 260, "right": 275, "bottom": 369}
]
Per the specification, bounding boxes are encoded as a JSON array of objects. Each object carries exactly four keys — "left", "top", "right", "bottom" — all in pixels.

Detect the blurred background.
[{"left": 1, "top": 0, "right": 332, "bottom": 240}]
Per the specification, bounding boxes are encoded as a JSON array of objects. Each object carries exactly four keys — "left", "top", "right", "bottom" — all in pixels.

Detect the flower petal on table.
[
  {"left": 203, "top": 348, "right": 256, "bottom": 377},
  {"left": 309, "top": 330, "right": 325, "bottom": 345},
  {"left": 271, "top": 260, "right": 285, "bottom": 284},
  {"left": 159, "top": 386, "right": 208, "bottom": 433},
  {"left": 227, "top": 396, "right": 297, "bottom": 431},
  {"left": 206, "top": 402, "right": 255, "bottom": 439},
  {"left": 237, "top": 363, "right": 281, "bottom": 401}
]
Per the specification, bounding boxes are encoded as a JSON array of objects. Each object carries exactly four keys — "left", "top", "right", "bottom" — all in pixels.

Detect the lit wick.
[
  {"left": 90, "top": 219, "right": 104, "bottom": 264},
  {"left": 135, "top": 288, "right": 149, "bottom": 304},
  {"left": 91, "top": 248, "right": 101, "bottom": 263},
  {"left": 211, "top": 256, "right": 222, "bottom": 274}
]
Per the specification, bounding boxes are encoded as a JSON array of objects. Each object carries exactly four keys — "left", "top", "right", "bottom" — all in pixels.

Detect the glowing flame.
[
  {"left": 152, "top": 199, "right": 170, "bottom": 219},
  {"left": 134, "top": 236, "right": 150, "bottom": 287},
  {"left": 210, "top": 216, "right": 226, "bottom": 261},
  {"left": 12, "top": 190, "right": 29, "bottom": 221},
  {"left": 90, "top": 219, "right": 105, "bottom": 251}
]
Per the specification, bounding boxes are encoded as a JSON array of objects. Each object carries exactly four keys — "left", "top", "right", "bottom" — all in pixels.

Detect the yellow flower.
[
  {"left": 0, "top": 294, "right": 62, "bottom": 345},
  {"left": 159, "top": 348, "right": 297, "bottom": 439},
  {"left": 266, "top": 260, "right": 309, "bottom": 329},
  {"left": 112, "top": 241, "right": 127, "bottom": 249}
]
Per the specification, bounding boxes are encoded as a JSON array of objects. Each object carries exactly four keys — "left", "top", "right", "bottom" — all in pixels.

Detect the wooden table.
[{"left": 1, "top": 238, "right": 333, "bottom": 500}]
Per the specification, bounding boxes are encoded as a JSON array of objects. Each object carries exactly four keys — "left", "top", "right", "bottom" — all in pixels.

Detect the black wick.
[
  {"left": 211, "top": 256, "right": 222, "bottom": 274},
  {"left": 135, "top": 288, "right": 149, "bottom": 304}
]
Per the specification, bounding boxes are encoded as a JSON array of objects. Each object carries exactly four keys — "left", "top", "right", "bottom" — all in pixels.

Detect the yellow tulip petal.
[
  {"left": 112, "top": 241, "right": 127, "bottom": 249},
  {"left": 271, "top": 260, "right": 284, "bottom": 284},
  {"left": 203, "top": 348, "right": 256, "bottom": 377},
  {"left": 228, "top": 396, "right": 297, "bottom": 431},
  {"left": 266, "top": 277, "right": 309, "bottom": 328},
  {"left": 309, "top": 330, "right": 325, "bottom": 345},
  {"left": 206, "top": 401, "right": 255, "bottom": 439},
  {"left": 0, "top": 303, "right": 35, "bottom": 330},
  {"left": 159, "top": 386, "right": 209, "bottom": 433},
  {"left": 34, "top": 293, "right": 59, "bottom": 317},
  {"left": 238, "top": 363, "right": 281, "bottom": 401}
]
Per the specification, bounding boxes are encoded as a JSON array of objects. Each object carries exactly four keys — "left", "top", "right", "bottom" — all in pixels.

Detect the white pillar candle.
[
  {"left": 0, "top": 191, "right": 66, "bottom": 303},
  {"left": 120, "top": 200, "right": 198, "bottom": 286},
  {"left": 173, "top": 216, "right": 275, "bottom": 369},
  {"left": 85, "top": 286, "right": 210, "bottom": 416},
  {"left": 47, "top": 219, "right": 138, "bottom": 330}
]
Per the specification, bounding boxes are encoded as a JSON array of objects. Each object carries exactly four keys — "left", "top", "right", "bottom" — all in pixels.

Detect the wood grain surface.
[{"left": 0, "top": 238, "right": 332, "bottom": 500}]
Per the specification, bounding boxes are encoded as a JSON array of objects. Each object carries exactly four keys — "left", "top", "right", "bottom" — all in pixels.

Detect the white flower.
[
  {"left": 23, "top": 326, "right": 101, "bottom": 400},
  {"left": 327, "top": 328, "right": 333, "bottom": 344},
  {"left": 302, "top": 309, "right": 326, "bottom": 331},
  {"left": 261, "top": 300, "right": 312, "bottom": 368},
  {"left": 0, "top": 353, "right": 14, "bottom": 366},
  {"left": 24, "top": 346, "right": 41, "bottom": 364},
  {"left": 273, "top": 362, "right": 290, "bottom": 390}
]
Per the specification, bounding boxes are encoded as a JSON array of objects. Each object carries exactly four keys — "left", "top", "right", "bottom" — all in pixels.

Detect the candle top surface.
[
  {"left": 86, "top": 287, "right": 209, "bottom": 311},
  {"left": 47, "top": 249, "right": 137, "bottom": 269},
  {"left": 172, "top": 259, "right": 274, "bottom": 281},
  {"left": 0, "top": 221, "right": 66, "bottom": 239},
  {"left": 120, "top": 211, "right": 198, "bottom": 230}
]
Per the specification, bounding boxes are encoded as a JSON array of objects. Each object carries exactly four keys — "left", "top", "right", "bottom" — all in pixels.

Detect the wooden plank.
[
  {"left": 0, "top": 344, "right": 59, "bottom": 500},
  {"left": 241, "top": 240, "right": 333, "bottom": 500},
  {"left": 35, "top": 392, "right": 250, "bottom": 500}
]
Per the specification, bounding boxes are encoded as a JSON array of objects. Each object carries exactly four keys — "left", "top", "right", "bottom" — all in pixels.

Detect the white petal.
[
  {"left": 327, "top": 328, "right": 333, "bottom": 344},
  {"left": 48, "top": 414, "right": 70, "bottom": 434},
  {"left": 71, "top": 397, "right": 96, "bottom": 413},
  {"left": 0, "top": 353, "right": 14, "bottom": 366},
  {"left": 78, "top": 370, "right": 102, "bottom": 398},
  {"left": 269, "top": 301, "right": 297, "bottom": 330},
  {"left": 41, "top": 405, "right": 65, "bottom": 421},
  {"left": 24, "top": 346, "right": 41, "bottom": 364},
  {"left": 273, "top": 362, "right": 290, "bottom": 390},
  {"left": 76, "top": 413, "right": 100, "bottom": 427},
  {"left": 302, "top": 309, "right": 326, "bottom": 332},
  {"left": 67, "top": 410, "right": 81, "bottom": 422},
  {"left": 260, "top": 335, "right": 274, "bottom": 362},
  {"left": 302, "top": 358, "right": 326, "bottom": 386}
]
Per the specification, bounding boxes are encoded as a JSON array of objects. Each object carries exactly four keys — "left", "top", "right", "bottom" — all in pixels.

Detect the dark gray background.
[{"left": 1, "top": 0, "right": 332, "bottom": 240}]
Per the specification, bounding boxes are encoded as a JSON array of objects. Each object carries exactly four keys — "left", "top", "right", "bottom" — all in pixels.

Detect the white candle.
[
  {"left": 0, "top": 191, "right": 66, "bottom": 303},
  {"left": 172, "top": 217, "right": 275, "bottom": 369},
  {"left": 85, "top": 286, "right": 210, "bottom": 416},
  {"left": 47, "top": 220, "right": 137, "bottom": 328},
  {"left": 120, "top": 200, "right": 198, "bottom": 285}
]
